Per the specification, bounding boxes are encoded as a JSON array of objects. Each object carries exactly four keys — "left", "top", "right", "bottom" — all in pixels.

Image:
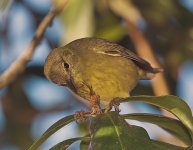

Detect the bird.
[{"left": 44, "top": 37, "right": 162, "bottom": 114}]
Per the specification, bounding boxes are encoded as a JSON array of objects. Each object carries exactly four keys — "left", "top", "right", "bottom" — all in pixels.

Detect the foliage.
[{"left": 28, "top": 95, "right": 193, "bottom": 150}]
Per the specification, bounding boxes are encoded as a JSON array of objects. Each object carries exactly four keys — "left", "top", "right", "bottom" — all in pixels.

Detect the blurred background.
[{"left": 0, "top": 0, "right": 193, "bottom": 149}]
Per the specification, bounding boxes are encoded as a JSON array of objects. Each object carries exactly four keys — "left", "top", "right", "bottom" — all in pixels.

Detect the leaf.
[
  {"left": 28, "top": 115, "right": 75, "bottom": 150},
  {"left": 80, "top": 138, "right": 90, "bottom": 150},
  {"left": 123, "top": 113, "right": 191, "bottom": 145},
  {"left": 49, "top": 136, "right": 90, "bottom": 150},
  {"left": 90, "top": 111, "right": 187, "bottom": 150},
  {"left": 119, "top": 95, "right": 193, "bottom": 142},
  {"left": 150, "top": 140, "right": 187, "bottom": 150},
  {"left": 90, "top": 111, "right": 151, "bottom": 150}
]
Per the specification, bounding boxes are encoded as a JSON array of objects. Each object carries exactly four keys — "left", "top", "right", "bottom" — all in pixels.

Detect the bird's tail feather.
[
  {"left": 139, "top": 68, "right": 163, "bottom": 80},
  {"left": 151, "top": 68, "right": 163, "bottom": 73}
]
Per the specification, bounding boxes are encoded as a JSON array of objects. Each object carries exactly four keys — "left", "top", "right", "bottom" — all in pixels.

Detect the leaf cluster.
[{"left": 28, "top": 95, "right": 193, "bottom": 150}]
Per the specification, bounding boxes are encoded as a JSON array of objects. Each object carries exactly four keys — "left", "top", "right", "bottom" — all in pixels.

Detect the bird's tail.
[
  {"left": 139, "top": 68, "right": 163, "bottom": 80},
  {"left": 151, "top": 68, "right": 163, "bottom": 73}
]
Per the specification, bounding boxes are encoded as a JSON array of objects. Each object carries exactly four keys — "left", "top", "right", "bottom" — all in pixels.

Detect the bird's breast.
[{"left": 70, "top": 53, "right": 139, "bottom": 106}]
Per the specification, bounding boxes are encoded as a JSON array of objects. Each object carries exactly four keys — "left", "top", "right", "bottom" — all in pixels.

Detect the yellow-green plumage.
[{"left": 44, "top": 38, "right": 161, "bottom": 106}]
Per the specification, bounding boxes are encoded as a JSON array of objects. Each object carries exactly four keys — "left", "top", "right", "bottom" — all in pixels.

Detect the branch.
[{"left": 0, "top": 0, "right": 68, "bottom": 88}]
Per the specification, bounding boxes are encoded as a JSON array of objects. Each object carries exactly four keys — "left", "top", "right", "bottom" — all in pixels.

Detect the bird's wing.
[{"left": 94, "top": 45, "right": 157, "bottom": 73}]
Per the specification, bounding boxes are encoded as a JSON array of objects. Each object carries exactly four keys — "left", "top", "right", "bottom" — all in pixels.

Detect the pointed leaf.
[
  {"left": 80, "top": 138, "right": 90, "bottom": 150},
  {"left": 123, "top": 113, "right": 191, "bottom": 145},
  {"left": 150, "top": 140, "right": 187, "bottom": 150},
  {"left": 28, "top": 115, "right": 75, "bottom": 150},
  {"left": 90, "top": 111, "right": 187, "bottom": 150},
  {"left": 50, "top": 136, "right": 90, "bottom": 150},
  {"left": 90, "top": 111, "right": 151, "bottom": 150},
  {"left": 119, "top": 95, "right": 193, "bottom": 141}
]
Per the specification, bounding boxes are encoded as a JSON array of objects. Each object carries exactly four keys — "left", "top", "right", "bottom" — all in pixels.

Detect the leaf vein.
[{"left": 107, "top": 113, "right": 124, "bottom": 149}]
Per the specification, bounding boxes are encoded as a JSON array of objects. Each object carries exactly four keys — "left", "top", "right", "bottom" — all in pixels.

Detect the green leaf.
[
  {"left": 49, "top": 136, "right": 90, "bottom": 150},
  {"left": 28, "top": 115, "right": 75, "bottom": 150},
  {"left": 150, "top": 140, "right": 187, "bottom": 150},
  {"left": 90, "top": 111, "right": 187, "bottom": 150},
  {"left": 119, "top": 95, "right": 193, "bottom": 141},
  {"left": 123, "top": 113, "right": 191, "bottom": 145},
  {"left": 90, "top": 111, "right": 151, "bottom": 150},
  {"left": 80, "top": 138, "right": 90, "bottom": 150}
]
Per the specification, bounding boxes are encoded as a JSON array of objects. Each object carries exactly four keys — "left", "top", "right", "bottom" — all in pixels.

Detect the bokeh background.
[{"left": 0, "top": 0, "right": 193, "bottom": 149}]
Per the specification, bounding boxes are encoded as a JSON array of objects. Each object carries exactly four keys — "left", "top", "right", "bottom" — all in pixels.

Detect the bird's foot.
[
  {"left": 74, "top": 94, "right": 103, "bottom": 122},
  {"left": 90, "top": 105, "right": 103, "bottom": 115},
  {"left": 90, "top": 94, "right": 103, "bottom": 115},
  {"left": 105, "top": 97, "right": 121, "bottom": 113},
  {"left": 74, "top": 110, "right": 89, "bottom": 122},
  {"left": 111, "top": 97, "right": 121, "bottom": 112}
]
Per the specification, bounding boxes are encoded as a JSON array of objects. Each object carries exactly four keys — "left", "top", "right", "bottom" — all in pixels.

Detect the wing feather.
[{"left": 94, "top": 43, "right": 157, "bottom": 73}]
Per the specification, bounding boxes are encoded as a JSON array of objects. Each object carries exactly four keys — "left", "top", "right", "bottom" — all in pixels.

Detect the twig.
[{"left": 0, "top": 0, "right": 68, "bottom": 88}]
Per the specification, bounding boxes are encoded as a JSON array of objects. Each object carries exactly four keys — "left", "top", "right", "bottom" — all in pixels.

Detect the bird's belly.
[
  {"left": 73, "top": 55, "right": 139, "bottom": 106},
  {"left": 76, "top": 71, "right": 138, "bottom": 106},
  {"left": 88, "top": 76, "right": 131, "bottom": 105}
]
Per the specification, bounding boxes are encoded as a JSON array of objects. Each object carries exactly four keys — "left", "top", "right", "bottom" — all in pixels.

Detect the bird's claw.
[
  {"left": 74, "top": 107, "right": 103, "bottom": 122},
  {"left": 109, "top": 98, "right": 121, "bottom": 112},
  {"left": 74, "top": 93, "right": 103, "bottom": 122},
  {"left": 90, "top": 94, "right": 103, "bottom": 115},
  {"left": 74, "top": 110, "right": 88, "bottom": 122},
  {"left": 90, "top": 105, "right": 103, "bottom": 115}
]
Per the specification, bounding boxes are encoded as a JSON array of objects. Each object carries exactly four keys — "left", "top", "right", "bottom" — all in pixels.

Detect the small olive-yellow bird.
[{"left": 44, "top": 38, "right": 161, "bottom": 112}]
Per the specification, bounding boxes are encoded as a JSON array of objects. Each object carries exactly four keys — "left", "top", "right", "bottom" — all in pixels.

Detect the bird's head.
[{"left": 44, "top": 48, "right": 70, "bottom": 86}]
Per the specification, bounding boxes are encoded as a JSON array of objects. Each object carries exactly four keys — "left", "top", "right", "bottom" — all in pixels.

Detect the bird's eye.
[{"left": 63, "top": 62, "right": 69, "bottom": 69}]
